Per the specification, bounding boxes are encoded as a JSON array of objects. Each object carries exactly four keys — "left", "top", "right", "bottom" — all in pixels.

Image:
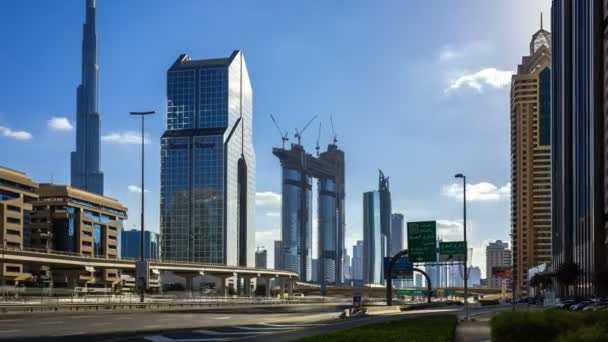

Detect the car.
[
  {"left": 583, "top": 301, "right": 608, "bottom": 311},
  {"left": 570, "top": 301, "right": 593, "bottom": 311},
  {"left": 556, "top": 300, "right": 576, "bottom": 310}
]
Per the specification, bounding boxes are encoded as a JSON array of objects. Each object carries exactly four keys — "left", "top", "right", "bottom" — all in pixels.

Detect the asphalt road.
[{"left": 0, "top": 304, "right": 512, "bottom": 341}]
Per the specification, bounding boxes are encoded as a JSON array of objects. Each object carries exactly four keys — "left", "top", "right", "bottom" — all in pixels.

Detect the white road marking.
[
  {"left": 235, "top": 326, "right": 296, "bottom": 331},
  {"left": 261, "top": 322, "right": 328, "bottom": 327},
  {"left": 40, "top": 321, "right": 64, "bottom": 325},
  {"left": 0, "top": 329, "right": 22, "bottom": 333},
  {"left": 92, "top": 322, "right": 113, "bottom": 326},
  {"left": 212, "top": 316, "right": 231, "bottom": 320},
  {"left": 0, "top": 319, "right": 18, "bottom": 322},
  {"left": 144, "top": 336, "right": 230, "bottom": 342},
  {"left": 194, "top": 329, "right": 271, "bottom": 336},
  {"left": 143, "top": 325, "right": 164, "bottom": 329}
]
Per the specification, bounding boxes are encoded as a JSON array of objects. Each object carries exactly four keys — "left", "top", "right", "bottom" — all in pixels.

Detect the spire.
[{"left": 540, "top": 12, "right": 543, "bottom": 30}]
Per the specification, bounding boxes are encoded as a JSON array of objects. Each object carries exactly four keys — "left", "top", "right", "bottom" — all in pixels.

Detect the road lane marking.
[
  {"left": 212, "top": 316, "right": 231, "bottom": 320},
  {"left": 0, "top": 329, "right": 22, "bottom": 333},
  {"left": 235, "top": 326, "right": 296, "bottom": 331},
  {"left": 40, "top": 321, "right": 64, "bottom": 325},
  {"left": 92, "top": 322, "right": 113, "bottom": 326},
  {"left": 0, "top": 319, "right": 18, "bottom": 322},
  {"left": 144, "top": 336, "right": 230, "bottom": 342},
  {"left": 143, "top": 325, "right": 164, "bottom": 329},
  {"left": 194, "top": 329, "right": 271, "bottom": 335},
  {"left": 261, "top": 323, "right": 328, "bottom": 327}
]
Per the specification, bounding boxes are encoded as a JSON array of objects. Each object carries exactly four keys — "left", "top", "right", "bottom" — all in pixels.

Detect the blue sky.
[{"left": 0, "top": 0, "right": 550, "bottom": 275}]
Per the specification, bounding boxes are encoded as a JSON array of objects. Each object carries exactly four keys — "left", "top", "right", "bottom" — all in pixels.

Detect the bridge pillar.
[
  {"left": 215, "top": 275, "right": 231, "bottom": 297},
  {"left": 279, "top": 279, "right": 285, "bottom": 299},
  {"left": 244, "top": 276, "right": 252, "bottom": 297},
  {"left": 181, "top": 273, "right": 198, "bottom": 298},
  {"left": 288, "top": 279, "right": 294, "bottom": 299},
  {"left": 265, "top": 278, "right": 272, "bottom": 298}
]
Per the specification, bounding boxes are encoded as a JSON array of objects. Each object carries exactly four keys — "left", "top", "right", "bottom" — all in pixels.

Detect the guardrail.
[{"left": 0, "top": 297, "right": 322, "bottom": 314}]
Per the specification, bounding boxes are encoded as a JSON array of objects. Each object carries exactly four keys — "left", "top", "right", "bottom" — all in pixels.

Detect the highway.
[{"left": 0, "top": 304, "right": 513, "bottom": 341}]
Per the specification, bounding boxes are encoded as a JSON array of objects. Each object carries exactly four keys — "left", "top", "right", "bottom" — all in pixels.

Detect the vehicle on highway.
[
  {"left": 582, "top": 300, "right": 608, "bottom": 311},
  {"left": 569, "top": 301, "right": 593, "bottom": 311},
  {"left": 555, "top": 300, "right": 576, "bottom": 310}
]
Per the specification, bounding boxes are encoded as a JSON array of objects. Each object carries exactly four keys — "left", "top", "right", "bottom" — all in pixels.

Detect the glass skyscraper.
[
  {"left": 551, "top": 0, "right": 607, "bottom": 298},
  {"left": 160, "top": 51, "right": 255, "bottom": 267},
  {"left": 362, "top": 171, "right": 391, "bottom": 285},
  {"left": 71, "top": 0, "right": 103, "bottom": 195},
  {"left": 121, "top": 229, "right": 160, "bottom": 260}
]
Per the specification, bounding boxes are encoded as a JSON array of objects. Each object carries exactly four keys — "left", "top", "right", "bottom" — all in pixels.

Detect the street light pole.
[
  {"left": 130, "top": 111, "right": 155, "bottom": 303},
  {"left": 455, "top": 173, "right": 468, "bottom": 320}
]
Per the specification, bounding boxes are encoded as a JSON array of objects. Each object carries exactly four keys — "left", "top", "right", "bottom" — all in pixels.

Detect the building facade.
[
  {"left": 510, "top": 21, "right": 552, "bottom": 298},
  {"left": 31, "top": 184, "right": 127, "bottom": 286},
  {"left": 390, "top": 213, "right": 404, "bottom": 257},
  {"left": 551, "top": 0, "right": 607, "bottom": 299},
  {"left": 160, "top": 51, "right": 255, "bottom": 267},
  {"left": 351, "top": 240, "right": 363, "bottom": 281},
  {"left": 121, "top": 229, "right": 159, "bottom": 260},
  {"left": 70, "top": 0, "right": 104, "bottom": 195},
  {"left": 486, "top": 240, "right": 512, "bottom": 289},
  {"left": 255, "top": 248, "right": 267, "bottom": 269},
  {"left": 273, "top": 240, "right": 283, "bottom": 270},
  {"left": 362, "top": 171, "right": 391, "bottom": 285},
  {"left": 0, "top": 167, "right": 38, "bottom": 282},
  {"left": 273, "top": 143, "right": 345, "bottom": 283},
  {"left": 468, "top": 266, "right": 481, "bottom": 287}
]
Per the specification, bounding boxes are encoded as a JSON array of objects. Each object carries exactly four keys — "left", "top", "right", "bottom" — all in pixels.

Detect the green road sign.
[
  {"left": 407, "top": 221, "right": 437, "bottom": 262},
  {"left": 438, "top": 241, "right": 466, "bottom": 262},
  {"left": 397, "top": 289, "right": 435, "bottom": 296}
]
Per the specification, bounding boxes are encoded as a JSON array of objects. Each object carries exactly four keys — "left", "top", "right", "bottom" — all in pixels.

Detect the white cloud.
[
  {"left": 47, "top": 117, "right": 73, "bottom": 131},
  {"left": 101, "top": 131, "right": 151, "bottom": 145},
  {"left": 438, "top": 41, "right": 492, "bottom": 63},
  {"left": 128, "top": 185, "right": 150, "bottom": 193},
  {"left": 256, "top": 191, "right": 281, "bottom": 208},
  {"left": 0, "top": 126, "right": 32, "bottom": 140},
  {"left": 442, "top": 182, "right": 510, "bottom": 202},
  {"left": 445, "top": 68, "right": 513, "bottom": 93}
]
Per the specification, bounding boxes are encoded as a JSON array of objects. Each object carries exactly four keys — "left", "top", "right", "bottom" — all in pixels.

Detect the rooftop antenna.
[
  {"left": 315, "top": 122, "right": 322, "bottom": 156},
  {"left": 330, "top": 115, "right": 338, "bottom": 144},
  {"left": 294, "top": 114, "right": 318, "bottom": 145},
  {"left": 540, "top": 12, "right": 543, "bottom": 30},
  {"left": 269, "top": 114, "right": 289, "bottom": 148}
]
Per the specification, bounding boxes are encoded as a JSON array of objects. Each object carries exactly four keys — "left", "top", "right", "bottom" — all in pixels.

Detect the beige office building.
[
  {"left": 0, "top": 167, "right": 39, "bottom": 283},
  {"left": 510, "top": 22, "right": 552, "bottom": 298}
]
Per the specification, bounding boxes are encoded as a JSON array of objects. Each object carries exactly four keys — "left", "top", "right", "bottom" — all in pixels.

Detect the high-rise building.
[
  {"left": 273, "top": 142, "right": 345, "bottom": 283},
  {"left": 351, "top": 240, "right": 363, "bottom": 281},
  {"left": 311, "top": 258, "right": 320, "bottom": 283},
  {"left": 70, "top": 0, "right": 103, "bottom": 195},
  {"left": 468, "top": 266, "right": 481, "bottom": 287},
  {"left": 551, "top": 0, "right": 608, "bottom": 298},
  {"left": 0, "top": 166, "right": 38, "bottom": 281},
  {"left": 31, "top": 184, "right": 127, "bottom": 286},
  {"left": 390, "top": 213, "right": 404, "bottom": 257},
  {"left": 273, "top": 240, "right": 283, "bottom": 270},
  {"left": 160, "top": 51, "right": 255, "bottom": 267},
  {"left": 486, "top": 240, "right": 512, "bottom": 289},
  {"left": 255, "top": 248, "right": 267, "bottom": 269},
  {"left": 342, "top": 248, "right": 351, "bottom": 281},
  {"left": 121, "top": 229, "right": 160, "bottom": 260},
  {"left": 510, "top": 18, "right": 552, "bottom": 298},
  {"left": 362, "top": 171, "right": 391, "bottom": 285}
]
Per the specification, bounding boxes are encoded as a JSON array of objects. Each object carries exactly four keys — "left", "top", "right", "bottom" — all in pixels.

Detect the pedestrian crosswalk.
[{"left": 143, "top": 322, "right": 329, "bottom": 342}]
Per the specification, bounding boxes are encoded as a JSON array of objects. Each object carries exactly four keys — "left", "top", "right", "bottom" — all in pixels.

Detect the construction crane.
[
  {"left": 330, "top": 115, "right": 338, "bottom": 144},
  {"left": 270, "top": 114, "right": 289, "bottom": 148},
  {"left": 315, "top": 122, "right": 322, "bottom": 156},
  {"left": 294, "top": 114, "right": 318, "bottom": 145}
]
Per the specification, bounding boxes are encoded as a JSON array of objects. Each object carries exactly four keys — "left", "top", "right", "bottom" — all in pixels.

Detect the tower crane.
[
  {"left": 315, "top": 122, "right": 322, "bottom": 156},
  {"left": 330, "top": 115, "right": 338, "bottom": 145},
  {"left": 294, "top": 115, "right": 318, "bottom": 145},
  {"left": 270, "top": 114, "right": 289, "bottom": 148}
]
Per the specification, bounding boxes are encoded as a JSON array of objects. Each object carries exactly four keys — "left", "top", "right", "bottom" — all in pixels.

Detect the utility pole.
[
  {"left": 130, "top": 111, "right": 155, "bottom": 303},
  {"left": 455, "top": 173, "right": 468, "bottom": 319}
]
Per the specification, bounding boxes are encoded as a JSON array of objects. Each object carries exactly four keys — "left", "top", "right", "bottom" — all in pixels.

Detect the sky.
[{"left": 0, "top": 0, "right": 551, "bottom": 277}]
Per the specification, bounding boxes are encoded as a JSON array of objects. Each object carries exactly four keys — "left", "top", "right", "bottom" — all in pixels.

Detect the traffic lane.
[
  {"left": 0, "top": 311, "right": 325, "bottom": 340},
  {"left": 242, "top": 305, "right": 514, "bottom": 341}
]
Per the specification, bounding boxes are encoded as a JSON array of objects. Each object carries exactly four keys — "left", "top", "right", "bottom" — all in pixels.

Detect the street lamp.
[
  {"left": 454, "top": 173, "right": 468, "bottom": 319},
  {"left": 130, "top": 110, "right": 155, "bottom": 303}
]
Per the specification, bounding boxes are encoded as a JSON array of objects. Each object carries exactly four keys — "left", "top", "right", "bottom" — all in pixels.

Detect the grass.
[
  {"left": 491, "top": 309, "right": 608, "bottom": 342},
  {"left": 298, "top": 315, "right": 457, "bottom": 342}
]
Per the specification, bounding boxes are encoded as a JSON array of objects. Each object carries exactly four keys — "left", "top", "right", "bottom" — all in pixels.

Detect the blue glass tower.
[
  {"left": 70, "top": 0, "right": 103, "bottom": 195},
  {"left": 160, "top": 51, "right": 255, "bottom": 266}
]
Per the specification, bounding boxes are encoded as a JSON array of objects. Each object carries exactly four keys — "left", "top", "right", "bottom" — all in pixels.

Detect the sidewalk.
[{"left": 454, "top": 316, "right": 492, "bottom": 342}]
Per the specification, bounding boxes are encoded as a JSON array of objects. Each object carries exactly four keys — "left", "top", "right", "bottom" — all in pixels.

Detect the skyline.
[{"left": 0, "top": 0, "right": 552, "bottom": 276}]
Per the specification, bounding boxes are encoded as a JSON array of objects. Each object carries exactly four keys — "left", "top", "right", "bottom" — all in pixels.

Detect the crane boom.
[
  {"left": 315, "top": 122, "right": 322, "bottom": 156},
  {"left": 330, "top": 115, "right": 338, "bottom": 144},
  {"left": 294, "top": 114, "right": 318, "bottom": 145},
  {"left": 269, "top": 114, "right": 289, "bottom": 148}
]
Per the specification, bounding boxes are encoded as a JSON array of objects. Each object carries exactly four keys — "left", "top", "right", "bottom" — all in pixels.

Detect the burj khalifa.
[{"left": 71, "top": 0, "right": 104, "bottom": 195}]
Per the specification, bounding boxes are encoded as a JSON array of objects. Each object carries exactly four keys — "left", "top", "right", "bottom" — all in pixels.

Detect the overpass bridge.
[
  {"left": 0, "top": 247, "right": 298, "bottom": 296},
  {"left": 293, "top": 284, "right": 505, "bottom": 298}
]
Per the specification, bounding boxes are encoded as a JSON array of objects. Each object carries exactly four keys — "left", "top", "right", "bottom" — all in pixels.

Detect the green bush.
[
  {"left": 491, "top": 309, "right": 608, "bottom": 342},
  {"left": 556, "top": 325, "right": 608, "bottom": 342}
]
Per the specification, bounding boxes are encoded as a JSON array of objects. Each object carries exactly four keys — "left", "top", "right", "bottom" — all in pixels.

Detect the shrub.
[{"left": 491, "top": 309, "right": 608, "bottom": 342}]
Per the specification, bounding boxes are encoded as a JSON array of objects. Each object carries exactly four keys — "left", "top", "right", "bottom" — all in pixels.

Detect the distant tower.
[{"left": 71, "top": 0, "right": 103, "bottom": 195}]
